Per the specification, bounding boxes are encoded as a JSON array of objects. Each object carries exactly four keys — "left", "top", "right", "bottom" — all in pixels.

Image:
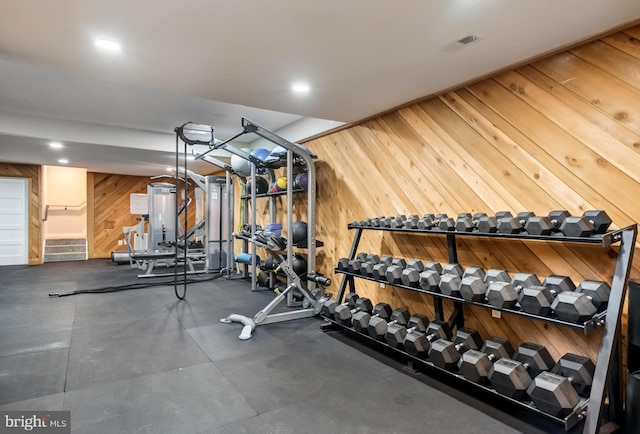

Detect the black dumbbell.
[
  {"left": 322, "top": 292, "right": 359, "bottom": 319},
  {"left": 524, "top": 210, "right": 571, "bottom": 236},
  {"left": 455, "top": 213, "right": 488, "bottom": 232},
  {"left": 527, "top": 353, "right": 595, "bottom": 417},
  {"left": 442, "top": 263, "right": 463, "bottom": 277},
  {"left": 458, "top": 336, "right": 515, "bottom": 385},
  {"left": 362, "top": 255, "right": 392, "bottom": 277},
  {"left": 389, "top": 215, "right": 407, "bottom": 228},
  {"left": 476, "top": 215, "right": 499, "bottom": 233},
  {"left": 551, "top": 280, "right": 610, "bottom": 323},
  {"left": 403, "top": 214, "right": 420, "bottom": 229},
  {"left": 485, "top": 273, "right": 541, "bottom": 309},
  {"left": 419, "top": 269, "right": 440, "bottom": 292},
  {"left": 356, "top": 254, "right": 380, "bottom": 275},
  {"left": 439, "top": 273, "right": 462, "bottom": 297},
  {"left": 357, "top": 218, "right": 372, "bottom": 226},
  {"left": 404, "top": 320, "right": 453, "bottom": 358},
  {"left": 560, "top": 210, "right": 612, "bottom": 237},
  {"left": 425, "top": 261, "right": 443, "bottom": 274},
  {"left": 382, "top": 258, "right": 408, "bottom": 283},
  {"left": 417, "top": 213, "right": 437, "bottom": 229},
  {"left": 488, "top": 342, "right": 555, "bottom": 400},
  {"left": 429, "top": 327, "right": 484, "bottom": 371},
  {"left": 352, "top": 302, "right": 392, "bottom": 334},
  {"left": 497, "top": 211, "right": 535, "bottom": 234},
  {"left": 334, "top": 297, "right": 374, "bottom": 326},
  {"left": 438, "top": 215, "right": 456, "bottom": 231},
  {"left": 517, "top": 275, "right": 576, "bottom": 316},
  {"left": 418, "top": 262, "right": 444, "bottom": 292},
  {"left": 380, "top": 217, "right": 393, "bottom": 228},
  {"left": 369, "top": 216, "right": 384, "bottom": 227},
  {"left": 399, "top": 259, "right": 426, "bottom": 287},
  {"left": 462, "top": 266, "right": 485, "bottom": 280},
  {"left": 368, "top": 307, "right": 411, "bottom": 341},
  {"left": 385, "top": 313, "right": 429, "bottom": 349},
  {"left": 460, "top": 275, "right": 489, "bottom": 302},
  {"left": 484, "top": 269, "right": 511, "bottom": 283},
  {"left": 346, "top": 252, "right": 370, "bottom": 274},
  {"left": 372, "top": 257, "right": 404, "bottom": 281},
  {"left": 337, "top": 257, "right": 350, "bottom": 271}
]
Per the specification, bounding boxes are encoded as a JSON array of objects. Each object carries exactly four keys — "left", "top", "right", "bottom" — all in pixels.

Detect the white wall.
[{"left": 43, "top": 165, "right": 87, "bottom": 239}]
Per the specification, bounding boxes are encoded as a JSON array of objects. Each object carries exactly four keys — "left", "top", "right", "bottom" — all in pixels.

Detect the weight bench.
[{"left": 220, "top": 230, "right": 332, "bottom": 340}]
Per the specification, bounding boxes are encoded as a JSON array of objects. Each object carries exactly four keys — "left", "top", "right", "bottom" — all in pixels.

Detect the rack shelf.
[
  {"left": 331, "top": 220, "right": 637, "bottom": 434},
  {"left": 347, "top": 223, "right": 634, "bottom": 247},
  {"left": 240, "top": 187, "right": 307, "bottom": 200},
  {"left": 334, "top": 269, "right": 606, "bottom": 334},
  {"left": 322, "top": 316, "right": 588, "bottom": 431}
]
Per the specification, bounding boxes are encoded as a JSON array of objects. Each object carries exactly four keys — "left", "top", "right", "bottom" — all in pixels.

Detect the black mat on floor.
[{"left": 0, "top": 259, "right": 577, "bottom": 434}]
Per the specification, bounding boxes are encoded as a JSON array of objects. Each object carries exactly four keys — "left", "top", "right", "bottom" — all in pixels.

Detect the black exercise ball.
[
  {"left": 291, "top": 221, "right": 308, "bottom": 245},
  {"left": 245, "top": 176, "right": 269, "bottom": 195},
  {"left": 264, "top": 256, "right": 280, "bottom": 271},
  {"left": 291, "top": 255, "right": 307, "bottom": 276}
]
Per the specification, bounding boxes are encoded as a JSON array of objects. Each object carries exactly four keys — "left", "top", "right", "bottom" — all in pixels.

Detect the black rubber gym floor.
[{"left": 0, "top": 260, "right": 578, "bottom": 433}]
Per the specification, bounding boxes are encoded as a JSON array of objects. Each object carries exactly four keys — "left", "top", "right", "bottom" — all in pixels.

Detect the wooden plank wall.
[
  {"left": 88, "top": 172, "right": 204, "bottom": 258},
  {"left": 89, "top": 172, "right": 150, "bottom": 258},
  {"left": 299, "top": 24, "right": 640, "bottom": 363},
  {"left": 0, "top": 163, "right": 42, "bottom": 264}
]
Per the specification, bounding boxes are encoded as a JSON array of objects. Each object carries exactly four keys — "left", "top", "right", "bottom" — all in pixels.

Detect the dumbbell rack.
[{"left": 327, "top": 222, "right": 637, "bottom": 433}]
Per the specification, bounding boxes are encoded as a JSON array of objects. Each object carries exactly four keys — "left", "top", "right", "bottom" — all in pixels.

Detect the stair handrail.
[{"left": 43, "top": 201, "right": 87, "bottom": 221}]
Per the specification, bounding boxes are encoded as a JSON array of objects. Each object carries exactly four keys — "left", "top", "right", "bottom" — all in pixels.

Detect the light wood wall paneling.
[
  {"left": 91, "top": 173, "right": 203, "bottom": 259},
  {"left": 0, "top": 163, "right": 42, "bottom": 264},
  {"left": 517, "top": 64, "right": 640, "bottom": 156},
  {"left": 91, "top": 173, "right": 150, "bottom": 258},
  {"left": 493, "top": 70, "right": 640, "bottom": 187},
  {"left": 571, "top": 39, "right": 640, "bottom": 91},
  {"left": 303, "top": 25, "right": 640, "bottom": 364}
]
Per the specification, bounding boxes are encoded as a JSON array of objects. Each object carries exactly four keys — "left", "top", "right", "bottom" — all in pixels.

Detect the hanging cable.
[{"left": 174, "top": 132, "right": 187, "bottom": 300}]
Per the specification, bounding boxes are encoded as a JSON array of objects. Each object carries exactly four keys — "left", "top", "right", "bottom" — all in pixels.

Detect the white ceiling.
[{"left": 1, "top": 0, "right": 640, "bottom": 176}]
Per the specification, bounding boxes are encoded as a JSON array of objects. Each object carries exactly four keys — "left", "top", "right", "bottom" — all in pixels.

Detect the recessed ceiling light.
[
  {"left": 94, "top": 38, "right": 121, "bottom": 52},
  {"left": 49, "top": 141, "right": 63, "bottom": 149},
  {"left": 58, "top": 159, "right": 69, "bottom": 164},
  {"left": 291, "top": 82, "right": 310, "bottom": 93},
  {"left": 166, "top": 167, "right": 173, "bottom": 172}
]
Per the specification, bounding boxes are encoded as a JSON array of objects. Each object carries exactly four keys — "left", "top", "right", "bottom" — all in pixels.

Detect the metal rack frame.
[
  {"left": 330, "top": 223, "right": 637, "bottom": 433},
  {"left": 196, "top": 118, "right": 320, "bottom": 295}
]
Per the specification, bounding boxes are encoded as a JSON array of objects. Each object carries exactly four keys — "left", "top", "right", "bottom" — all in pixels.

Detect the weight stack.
[{"left": 626, "top": 280, "right": 640, "bottom": 433}]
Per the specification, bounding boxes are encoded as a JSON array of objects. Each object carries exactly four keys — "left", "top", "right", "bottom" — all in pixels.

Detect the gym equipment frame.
[
  {"left": 196, "top": 118, "right": 320, "bottom": 297},
  {"left": 220, "top": 231, "right": 331, "bottom": 340}
]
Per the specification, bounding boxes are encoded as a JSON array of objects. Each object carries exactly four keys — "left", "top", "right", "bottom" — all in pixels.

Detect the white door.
[{"left": 0, "top": 177, "right": 28, "bottom": 266}]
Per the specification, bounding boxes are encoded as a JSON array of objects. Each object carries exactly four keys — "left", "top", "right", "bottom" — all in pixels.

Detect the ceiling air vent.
[
  {"left": 458, "top": 35, "right": 478, "bottom": 45},
  {"left": 440, "top": 34, "right": 482, "bottom": 53}
]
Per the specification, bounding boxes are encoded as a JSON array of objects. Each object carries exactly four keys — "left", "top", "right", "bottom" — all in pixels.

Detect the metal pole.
[
  {"left": 286, "top": 149, "right": 294, "bottom": 305},
  {"left": 250, "top": 162, "right": 257, "bottom": 291},
  {"left": 226, "top": 171, "right": 234, "bottom": 276},
  {"left": 583, "top": 227, "right": 637, "bottom": 433}
]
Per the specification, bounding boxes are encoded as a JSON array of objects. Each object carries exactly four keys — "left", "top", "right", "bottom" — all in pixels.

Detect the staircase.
[{"left": 44, "top": 238, "right": 87, "bottom": 263}]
